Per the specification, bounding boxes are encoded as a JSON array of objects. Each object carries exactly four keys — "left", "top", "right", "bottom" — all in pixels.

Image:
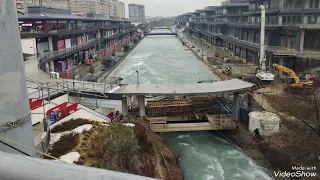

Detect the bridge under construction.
[{"left": 112, "top": 79, "right": 254, "bottom": 132}]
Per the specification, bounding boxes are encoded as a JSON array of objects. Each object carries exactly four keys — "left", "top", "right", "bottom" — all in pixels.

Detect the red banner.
[
  {"left": 66, "top": 72, "right": 71, "bottom": 79},
  {"left": 46, "top": 102, "right": 71, "bottom": 116},
  {"left": 86, "top": 59, "right": 94, "bottom": 65},
  {"left": 56, "top": 103, "right": 78, "bottom": 121},
  {"left": 29, "top": 98, "right": 43, "bottom": 110},
  {"left": 107, "top": 112, "right": 114, "bottom": 120}
]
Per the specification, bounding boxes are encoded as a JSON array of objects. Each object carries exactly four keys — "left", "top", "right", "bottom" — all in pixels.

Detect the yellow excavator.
[
  {"left": 222, "top": 66, "right": 232, "bottom": 76},
  {"left": 272, "top": 63, "right": 313, "bottom": 93}
]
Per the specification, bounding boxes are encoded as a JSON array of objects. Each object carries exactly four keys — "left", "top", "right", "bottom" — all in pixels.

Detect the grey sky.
[{"left": 121, "top": 0, "right": 224, "bottom": 17}]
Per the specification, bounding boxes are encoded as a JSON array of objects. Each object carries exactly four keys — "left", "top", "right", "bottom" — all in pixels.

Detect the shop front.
[{"left": 19, "top": 20, "right": 44, "bottom": 33}]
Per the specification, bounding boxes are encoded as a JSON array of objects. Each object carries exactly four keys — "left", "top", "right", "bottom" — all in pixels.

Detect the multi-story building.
[
  {"left": 18, "top": 7, "right": 135, "bottom": 78},
  {"left": 129, "top": 3, "right": 145, "bottom": 22},
  {"left": 181, "top": 0, "right": 320, "bottom": 73},
  {"left": 70, "top": 0, "right": 112, "bottom": 18},
  {"left": 51, "top": 0, "right": 70, "bottom": 10},
  {"left": 16, "top": 0, "right": 26, "bottom": 12},
  {"left": 16, "top": 0, "right": 52, "bottom": 12},
  {"left": 112, "top": 0, "right": 125, "bottom": 19},
  {"left": 118, "top": 1, "right": 125, "bottom": 19}
]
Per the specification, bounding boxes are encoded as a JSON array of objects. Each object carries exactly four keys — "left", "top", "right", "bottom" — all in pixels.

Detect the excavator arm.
[{"left": 272, "top": 63, "right": 297, "bottom": 78}]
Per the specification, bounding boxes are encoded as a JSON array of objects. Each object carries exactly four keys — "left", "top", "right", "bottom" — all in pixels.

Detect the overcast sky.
[{"left": 121, "top": 0, "right": 224, "bottom": 17}]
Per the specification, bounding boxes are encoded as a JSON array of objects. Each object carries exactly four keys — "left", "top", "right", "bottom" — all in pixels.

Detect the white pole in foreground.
[{"left": 0, "top": 0, "right": 36, "bottom": 156}]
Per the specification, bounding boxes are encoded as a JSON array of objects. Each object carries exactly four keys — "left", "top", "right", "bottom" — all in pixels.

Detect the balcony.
[
  {"left": 38, "top": 38, "right": 104, "bottom": 65},
  {"left": 104, "top": 33, "right": 121, "bottom": 40},
  {"left": 20, "top": 25, "right": 121, "bottom": 39}
]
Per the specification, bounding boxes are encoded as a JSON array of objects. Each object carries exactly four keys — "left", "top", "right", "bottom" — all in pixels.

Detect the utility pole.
[{"left": 0, "top": 0, "right": 36, "bottom": 156}]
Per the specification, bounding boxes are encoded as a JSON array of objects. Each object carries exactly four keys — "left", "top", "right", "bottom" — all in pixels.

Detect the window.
[
  {"left": 295, "top": 0, "right": 303, "bottom": 8},
  {"left": 307, "top": 15, "right": 317, "bottom": 24},
  {"left": 282, "top": 16, "right": 287, "bottom": 25}
]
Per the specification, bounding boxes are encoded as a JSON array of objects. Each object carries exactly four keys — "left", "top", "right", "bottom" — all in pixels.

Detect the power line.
[
  {"left": 0, "top": 135, "right": 66, "bottom": 163},
  {"left": 0, "top": 140, "right": 31, "bottom": 156}
]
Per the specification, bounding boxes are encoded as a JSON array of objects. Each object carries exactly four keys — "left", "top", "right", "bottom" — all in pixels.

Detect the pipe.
[
  {"left": 0, "top": 151, "right": 158, "bottom": 180},
  {"left": 259, "top": 4, "right": 266, "bottom": 73},
  {"left": 0, "top": 0, "right": 36, "bottom": 156}
]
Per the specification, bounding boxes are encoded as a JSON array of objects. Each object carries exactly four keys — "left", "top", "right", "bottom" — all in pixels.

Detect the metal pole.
[
  {"left": 0, "top": 0, "right": 35, "bottom": 156},
  {"left": 47, "top": 83, "right": 51, "bottom": 103},
  {"left": 259, "top": 4, "right": 266, "bottom": 72},
  {"left": 42, "top": 88, "right": 45, "bottom": 119},
  {"left": 95, "top": 91, "right": 98, "bottom": 108},
  {"left": 136, "top": 70, "right": 139, "bottom": 84}
]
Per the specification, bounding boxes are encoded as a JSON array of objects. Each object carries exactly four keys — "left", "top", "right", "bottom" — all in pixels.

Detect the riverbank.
[
  {"left": 47, "top": 118, "right": 183, "bottom": 180},
  {"left": 97, "top": 36, "right": 146, "bottom": 83},
  {"left": 177, "top": 35, "right": 225, "bottom": 81}
]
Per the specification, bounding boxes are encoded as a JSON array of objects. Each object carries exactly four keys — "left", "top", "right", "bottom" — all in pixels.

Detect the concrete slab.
[{"left": 113, "top": 79, "right": 254, "bottom": 96}]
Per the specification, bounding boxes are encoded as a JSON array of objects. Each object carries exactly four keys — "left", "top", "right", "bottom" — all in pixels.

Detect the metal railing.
[
  {"left": 27, "top": 79, "right": 119, "bottom": 100},
  {"left": 38, "top": 38, "right": 105, "bottom": 65},
  {"left": 34, "top": 119, "right": 51, "bottom": 158}
]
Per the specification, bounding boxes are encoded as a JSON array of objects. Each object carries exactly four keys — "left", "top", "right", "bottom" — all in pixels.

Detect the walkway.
[{"left": 25, "top": 59, "right": 118, "bottom": 99}]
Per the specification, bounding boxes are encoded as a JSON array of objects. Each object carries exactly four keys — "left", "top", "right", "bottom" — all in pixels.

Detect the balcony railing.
[
  {"left": 38, "top": 38, "right": 105, "bottom": 65},
  {"left": 20, "top": 25, "right": 122, "bottom": 37}
]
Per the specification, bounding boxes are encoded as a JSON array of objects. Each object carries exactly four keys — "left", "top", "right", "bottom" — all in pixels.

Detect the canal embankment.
[
  {"left": 97, "top": 35, "right": 146, "bottom": 83},
  {"left": 176, "top": 35, "right": 227, "bottom": 81}
]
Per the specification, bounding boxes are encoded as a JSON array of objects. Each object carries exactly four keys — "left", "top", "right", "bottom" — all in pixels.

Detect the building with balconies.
[
  {"left": 18, "top": 7, "right": 135, "bottom": 78},
  {"left": 183, "top": 0, "right": 320, "bottom": 73}
]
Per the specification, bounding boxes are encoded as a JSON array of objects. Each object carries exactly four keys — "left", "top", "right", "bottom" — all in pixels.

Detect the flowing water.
[{"left": 111, "top": 29, "right": 273, "bottom": 180}]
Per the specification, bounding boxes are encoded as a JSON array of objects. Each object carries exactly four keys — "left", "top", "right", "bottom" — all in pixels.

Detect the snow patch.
[
  {"left": 72, "top": 124, "right": 93, "bottom": 134},
  {"left": 59, "top": 152, "right": 80, "bottom": 164},
  {"left": 50, "top": 124, "right": 92, "bottom": 145},
  {"left": 122, "top": 123, "right": 135, "bottom": 127}
]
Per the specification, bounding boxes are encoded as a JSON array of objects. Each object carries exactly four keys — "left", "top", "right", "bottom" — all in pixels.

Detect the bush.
[
  {"left": 80, "top": 153, "right": 87, "bottom": 159},
  {"left": 83, "top": 136, "right": 88, "bottom": 141},
  {"left": 89, "top": 123, "right": 141, "bottom": 175},
  {"left": 88, "top": 151, "right": 95, "bottom": 158},
  {"left": 45, "top": 133, "right": 79, "bottom": 159},
  {"left": 134, "top": 124, "right": 154, "bottom": 154},
  {"left": 51, "top": 119, "right": 93, "bottom": 133},
  {"left": 74, "top": 159, "right": 84, "bottom": 165}
]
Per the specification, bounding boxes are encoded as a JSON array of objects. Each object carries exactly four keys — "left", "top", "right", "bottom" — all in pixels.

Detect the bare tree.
[{"left": 272, "top": 88, "right": 320, "bottom": 137}]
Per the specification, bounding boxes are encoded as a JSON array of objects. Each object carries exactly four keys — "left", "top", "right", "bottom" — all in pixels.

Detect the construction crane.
[
  {"left": 273, "top": 63, "right": 313, "bottom": 93},
  {"left": 255, "top": 4, "right": 275, "bottom": 82}
]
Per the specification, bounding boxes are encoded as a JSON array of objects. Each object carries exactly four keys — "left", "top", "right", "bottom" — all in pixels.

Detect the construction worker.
[{"left": 254, "top": 128, "right": 262, "bottom": 143}]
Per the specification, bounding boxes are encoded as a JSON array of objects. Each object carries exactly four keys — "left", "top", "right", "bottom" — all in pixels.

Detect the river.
[{"left": 111, "top": 29, "right": 273, "bottom": 180}]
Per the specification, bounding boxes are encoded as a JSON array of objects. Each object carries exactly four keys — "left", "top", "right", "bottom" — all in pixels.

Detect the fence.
[{"left": 35, "top": 119, "right": 51, "bottom": 158}]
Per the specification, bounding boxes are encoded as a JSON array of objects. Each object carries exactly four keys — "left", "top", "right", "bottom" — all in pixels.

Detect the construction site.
[{"left": 175, "top": 4, "right": 320, "bottom": 176}]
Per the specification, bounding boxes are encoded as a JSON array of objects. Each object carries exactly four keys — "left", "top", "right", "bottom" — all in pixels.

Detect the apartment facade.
[
  {"left": 179, "top": 0, "right": 320, "bottom": 73},
  {"left": 51, "top": 0, "right": 70, "bottom": 10},
  {"left": 70, "top": 0, "right": 112, "bottom": 17},
  {"left": 16, "top": 0, "right": 52, "bottom": 12},
  {"left": 112, "top": 0, "right": 125, "bottom": 19},
  {"left": 129, "top": 3, "right": 145, "bottom": 22}
]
